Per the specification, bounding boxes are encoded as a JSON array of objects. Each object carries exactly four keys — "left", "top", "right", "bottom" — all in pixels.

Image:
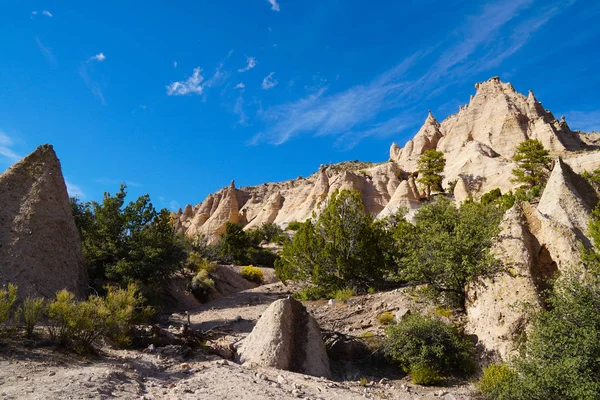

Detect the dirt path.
[{"left": 0, "top": 282, "right": 478, "bottom": 399}]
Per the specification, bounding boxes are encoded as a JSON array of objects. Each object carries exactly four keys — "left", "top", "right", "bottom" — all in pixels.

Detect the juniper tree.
[{"left": 417, "top": 150, "right": 446, "bottom": 198}]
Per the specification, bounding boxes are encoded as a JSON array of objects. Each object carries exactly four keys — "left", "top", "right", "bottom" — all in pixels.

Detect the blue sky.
[{"left": 1, "top": 0, "right": 599, "bottom": 209}]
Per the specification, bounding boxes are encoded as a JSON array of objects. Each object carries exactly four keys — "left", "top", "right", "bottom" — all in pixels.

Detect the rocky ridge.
[{"left": 173, "top": 77, "right": 600, "bottom": 242}]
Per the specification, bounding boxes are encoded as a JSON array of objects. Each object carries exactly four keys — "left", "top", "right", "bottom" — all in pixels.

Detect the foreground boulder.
[
  {"left": 0, "top": 144, "right": 87, "bottom": 299},
  {"left": 238, "top": 297, "right": 331, "bottom": 378}
]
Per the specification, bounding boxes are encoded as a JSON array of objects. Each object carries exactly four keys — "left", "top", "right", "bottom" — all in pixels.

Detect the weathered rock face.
[
  {"left": 175, "top": 77, "right": 600, "bottom": 241},
  {"left": 465, "top": 159, "right": 598, "bottom": 361},
  {"left": 0, "top": 145, "right": 87, "bottom": 299},
  {"left": 238, "top": 297, "right": 331, "bottom": 378}
]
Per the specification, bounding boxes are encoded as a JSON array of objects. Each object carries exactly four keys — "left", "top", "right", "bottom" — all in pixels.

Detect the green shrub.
[
  {"left": 332, "top": 288, "right": 354, "bottom": 302},
  {"left": 188, "top": 253, "right": 216, "bottom": 274},
  {"left": 376, "top": 311, "right": 395, "bottom": 325},
  {"left": 0, "top": 283, "right": 18, "bottom": 327},
  {"left": 384, "top": 314, "right": 474, "bottom": 377},
  {"left": 286, "top": 221, "right": 303, "bottom": 231},
  {"left": 295, "top": 286, "right": 328, "bottom": 301},
  {"left": 410, "top": 365, "right": 443, "bottom": 386},
  {"left": 240, "top": 265, "right": 264, "bottom": 283},
  {"left": 20, "top": 297, "right": 45, "bottom": 337},
  {"left": 101, "top": 284, "right": 149, "bottom": 347},
  {"left": 476, "top": 363, "right": 517, "bottom": 399},
  {"left": 367, "top": 287, "right": 377, "bottom": 294},
  {"left": 47, "top": 285, "right": 148, "bottom": 352},
  {"left": 481, "top": 188, "right": 502, "bottom": 205}
]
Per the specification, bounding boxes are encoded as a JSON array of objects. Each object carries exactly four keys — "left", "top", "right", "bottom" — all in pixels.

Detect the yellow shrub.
[
  {"left": 240, "top": 265, "right": 264, "bottom": 283},
  {"left": 376, "top": 311, "right": 395, "bottom": 325},
  {"left": 0, "top": 283, "right": 18, "bottom": 326},
  {"left": 20, "top": 297, "right": 45, "bottom": 337}
]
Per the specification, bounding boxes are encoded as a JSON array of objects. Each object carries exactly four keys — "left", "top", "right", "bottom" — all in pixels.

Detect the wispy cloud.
[
  {"left": 234, "top": 96, "right": 248, "bottom": 126},
  {"left": 79, "top": 64, "right": 106, "bottom": 105},
  {"left": 166, "top": 67, "right": 205, "bottom": 96},
  {"left": 262, "top": 72, "right": 278, "bottom": 90},
  {"left": 267, "top": 0, "right": 280, "bottom": 11},
  {"left": 65, "top": 180, "right": 85, "bottom": 199},
  {"left": 235, "top": 82, "right": 245, "bottom": 91},
  {"left": 173, "top": 61, "right": 177, "bottom": 68},
  {"left": 169, "top": 200, "right": 181, "bottom": 211},
  {"left": 42, "top": 10, "right": 53, "bottom": 17},
  {"left": 89, "top": 53, "right": 106, "bottom": 62},
  {"left": 0, "top": 131, "right": 22, "bottom": 163},
  {"left": 238, "top": 56, "right": 257, "bottom": 73},
  {"left": 35, "top": 36, "right": 57, "bottom": 68},
  {"left": 65, "top": 179, "right": 86, "bottom": 199},
  {"left": 205, "top": 63, "right": 230, "bottom": 88},
  {"left": 254, "top": 0, "right": 570, "bottom": 148},
  {"left": 565, "top": 110, "right": 600, "bottom": 132}
]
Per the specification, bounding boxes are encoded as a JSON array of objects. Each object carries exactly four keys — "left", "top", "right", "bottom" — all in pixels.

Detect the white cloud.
[
  {"left": 89, "top": 53, "right": 106, "bottom": 62},
  {"left": 205, "top": 63, "right": 229, "bottom": 88},
  {"left": 234, "top": 96, "right": 248, "bottom": 126},
  {"left": 31, "top": 11, "right": 37, "bottom": 15},
  {"left": 166, "top": 67, "right": 205, "bottom": 96},
  {"left": 0, "top": 132, "right": 22, "bottom": 162},
  {"left": 267, "top": 0, "right": 280, "bottom": 11},
  {"left": 235, "top": 82, "right": 245, "bottom": 91},
  {"left": 253, "top": 0, "right": 569, "bottom": 148},
  {"left": 65, "top": 180, "right": 85, "bottom": 199},
  {"left": 173, "top": 61, "right": 177, "bottom": 68},
  {"left": 238, "top": 56, "right": 257, "bottom": 73},
  {"left": 42, "top": 10, "right": 52, "bottom": 17},
  {"left": 262, "top": 72, "right": 278, "bottom": 90}
]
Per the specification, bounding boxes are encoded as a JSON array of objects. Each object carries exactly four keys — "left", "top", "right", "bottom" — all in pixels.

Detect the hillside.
[{"left": 173, "top": 77, "right": 600, "bottom": 242}]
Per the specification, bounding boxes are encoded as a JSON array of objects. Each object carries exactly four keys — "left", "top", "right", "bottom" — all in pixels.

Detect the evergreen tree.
[
  {"left": 275, "top": 189, "right": 390, "bottom": 293},
  {"left": 511, "top": 139, "right": 551, "bottom": 188},
  {"left": 71, "top": 185, "right": 187, "bottom": 292},
  {"left": 397, "top": 198, "right": 504, "bottom": 308},
  {"left": 417, "top": 150, "right": 446, "bottom": 198}
]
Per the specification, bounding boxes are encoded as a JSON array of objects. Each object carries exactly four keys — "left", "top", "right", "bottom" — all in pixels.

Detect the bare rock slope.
[
  {"left": 0, "top": 144, "right": 87, "bottom": 299},
  {"left": 174, "top": 77, "right": 600, "bottom": 241}
]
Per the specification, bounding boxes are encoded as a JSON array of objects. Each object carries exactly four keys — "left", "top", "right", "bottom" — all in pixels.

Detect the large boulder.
[
  {"left": 238, "top": 297, "right": 331, "bottom": 378},
  {"left": 0, "top": 144, "right": 87, "bottom": 299}
]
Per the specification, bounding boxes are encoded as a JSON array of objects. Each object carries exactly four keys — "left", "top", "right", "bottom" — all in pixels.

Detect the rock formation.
[
  {"left": 238, "top": 297, "right": 331, "bottom": 378},
  {"left": 465, "top": 158, "right": 599, "bottom": 361},
  {"left": 0, "top": 145, "right": 87, "bottom": 299},
  {"left": 174, "top": 77, "right": 600, "bottom": 242}
]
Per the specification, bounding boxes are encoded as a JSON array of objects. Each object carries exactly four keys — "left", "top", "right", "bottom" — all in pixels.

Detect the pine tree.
[
  {"left": 511, "top": 139, "right": 551, "bottom": 188},
  {"left": 417, "top": 150, "right": 446, "bottom": 198}
]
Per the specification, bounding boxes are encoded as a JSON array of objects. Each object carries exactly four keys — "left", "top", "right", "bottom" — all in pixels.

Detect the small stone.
[
  {"left": 328, "top": 299, "right": 334, "bottom": 306},
  {"left": 436, "top": 390, "right": 448, "bottom": 397},
  {"left": 48, "top": 371, "right": 56, "bottom": 377},
  {"left": 180, "top": 363, "right": 190, "bottom": 369},
  {"left": 277, "top": 375, "right": 287, "bottom": 385}
]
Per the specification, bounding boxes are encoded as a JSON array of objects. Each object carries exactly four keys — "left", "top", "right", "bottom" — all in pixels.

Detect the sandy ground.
[{"left": 0, "top": 278, "right": 479, "bottom": 400}]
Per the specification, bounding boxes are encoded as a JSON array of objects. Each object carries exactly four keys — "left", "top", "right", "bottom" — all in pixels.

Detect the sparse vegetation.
[
  {"left": 286, "top": 221, "right": 304, "bottom": 231},
  {"left": 332, "top": 288, "right": 354, "bottom": 302}
]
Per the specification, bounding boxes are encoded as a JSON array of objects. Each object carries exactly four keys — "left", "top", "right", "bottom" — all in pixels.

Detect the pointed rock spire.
[{"left": 0, "top": 144, "right": 87, "bottom": 299}]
